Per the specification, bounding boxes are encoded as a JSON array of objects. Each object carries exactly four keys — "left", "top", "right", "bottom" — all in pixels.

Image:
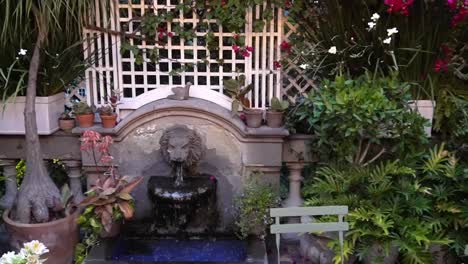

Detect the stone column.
[
  {"left": 283, "top": 162, "right": 305, "bottom": 208},
  {"left": 0, "top": 160, "right": 18, "bottom": 210},
  {"left": 63, "top": 160, "right": 84, "bottom": 204},
  {"left": 282, "top": 162, "right": 305, "bottom": 241}
]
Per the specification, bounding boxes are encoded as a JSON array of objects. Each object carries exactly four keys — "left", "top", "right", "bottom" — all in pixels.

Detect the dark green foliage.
[
  {"left": 234, "top": 172, "right": 280, "bottom": 239},
  {"left": 303, "top": 144, "right": 468, "bottom": 263},
  {"left": 287, "top": 73, "right": 428, "bottom": 164}
]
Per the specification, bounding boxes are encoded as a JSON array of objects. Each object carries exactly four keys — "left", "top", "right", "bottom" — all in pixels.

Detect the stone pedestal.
[
  {"left": 283, "top": 163, "right": 304, "bottom": 208},
  {"left": 63, "top": 160, "right": 84, "bottom": 204},
  {"left": 0, "top": 160, "right": 18, "bottom": 210},
  {"left": 281, "top": 162, "right": 305, "bottom": 241}
]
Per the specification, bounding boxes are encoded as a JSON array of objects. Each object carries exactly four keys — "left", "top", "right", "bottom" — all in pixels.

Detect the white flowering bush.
[{"left": 0, "top": 241, "right": 49, "bottom": 264}]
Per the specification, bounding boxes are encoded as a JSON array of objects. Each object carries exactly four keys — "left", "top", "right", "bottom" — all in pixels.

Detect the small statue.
[{"left": 167, "top": 82, "right": 192, "bottom": 100}]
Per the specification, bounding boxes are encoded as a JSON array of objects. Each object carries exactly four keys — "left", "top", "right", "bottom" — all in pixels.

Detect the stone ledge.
[{"left": 73, "top": 98, "right": 289, "bottom": 140}]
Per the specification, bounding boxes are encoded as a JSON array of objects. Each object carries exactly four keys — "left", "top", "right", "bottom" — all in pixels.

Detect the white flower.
[
  {"left": 383, "top": 37, "right": 392, "bottom": 44},
  {"left": 18, "top": 49, "right": 27, "bottom": 56},
  {"left": 367, "top": 21, "right": 377, "bottom": 31},
  {"left": 299, "top": 64, "right": 308, "bottom": 69},
  {"left": 371, "top": 13, "right": 380, "bottom": 21},
  {"left": 23, "top": 240, "right": 49, "bottom": 255},
  {"left": 387, "top": 27, "right": 399, "bottom": 36},
  {"left": 0, "top": 251, "right": 18, "bottom": 264},
  {"left": 328, "top": 46, "right": 337, "bottom": 54}
]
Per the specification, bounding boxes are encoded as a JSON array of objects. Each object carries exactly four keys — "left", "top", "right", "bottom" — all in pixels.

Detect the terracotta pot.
[
  {"left": 3, "top": 210, "right": 80, "bottom": 264},
  {"left": 244, "top": 109, "right": 263, "bottom": 128},
  {"left": 58, "top": 118, "right": 75, "bottom": 132},
  {"left": 266, "top": 111, "right": 284, "bottom": 128},
  {"left": 76, "top": 113, "right": 94, "bottom": 128},
  {"left": 100, "top": 114, "right": 117, "bottom": 128},
  {"left": 100, "top": 221, "right": 121, "bottom": 238}
]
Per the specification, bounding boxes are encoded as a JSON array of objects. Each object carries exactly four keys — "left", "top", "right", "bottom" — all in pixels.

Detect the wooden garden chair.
[{"left": 270, "top": 206, "right": 349, "bottom": 264}]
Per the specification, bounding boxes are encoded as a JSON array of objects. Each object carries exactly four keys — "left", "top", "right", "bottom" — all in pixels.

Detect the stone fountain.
[
  {"left": 84, "top": 124, "right": 267, "bottom": 263},
  {"left": 147, "top": 125, "right": 218, "bottom": 234}
]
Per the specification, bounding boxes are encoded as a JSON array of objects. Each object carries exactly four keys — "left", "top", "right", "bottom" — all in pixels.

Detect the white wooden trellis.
[
  {"left": 83, "top": 0, "right": 285, "bottom": 112},
  {"left": 281, "top": 20, "right": 318, "bottom": 102}
]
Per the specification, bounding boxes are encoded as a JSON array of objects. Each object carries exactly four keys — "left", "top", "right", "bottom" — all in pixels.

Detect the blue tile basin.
[{"left": 111, "top": 239, "right": 247, "bottom": 263}]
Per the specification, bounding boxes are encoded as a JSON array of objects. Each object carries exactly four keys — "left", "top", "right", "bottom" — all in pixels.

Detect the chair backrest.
[{"left": 270, "top": 206, "right": 349, "bottom": 264}]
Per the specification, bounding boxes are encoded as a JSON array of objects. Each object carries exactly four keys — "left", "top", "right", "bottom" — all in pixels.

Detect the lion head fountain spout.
[
  {"left": 148, "top": 125, "right": 217, "bottom": 234},
  {"left": 159, "top": 125, "right": 204, "bottom": 186}
]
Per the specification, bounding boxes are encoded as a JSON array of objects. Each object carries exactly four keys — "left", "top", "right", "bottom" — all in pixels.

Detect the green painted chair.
[{"left": 270, "top": 206, "right": 349, "bottom": 264}]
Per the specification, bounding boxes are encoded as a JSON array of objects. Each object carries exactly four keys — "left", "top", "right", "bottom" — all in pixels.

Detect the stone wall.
[{"left": 77, "top": 98, "right": 288, "bottom": 231}]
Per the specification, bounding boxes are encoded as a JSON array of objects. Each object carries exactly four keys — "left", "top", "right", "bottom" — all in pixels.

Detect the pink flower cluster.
[
  {"left": 384, "top": 0, "right": 415, "bottom": 16},
  {"left": 434, "top": 44, "right": 453, "bottom": 73},
  {"left": 81, "top": 130, "right": 114, "bottom": 164},
  {"left": 449, "top": 0, "right": 468, "bottom": 28},
  {"left": 157, "top": 26, "right": 174, "bottom": 39},
  {"left": 232, "top": 45, "right": 254, "bottom": 58}
]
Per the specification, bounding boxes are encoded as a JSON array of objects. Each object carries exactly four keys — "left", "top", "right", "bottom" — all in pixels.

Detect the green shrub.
[
  {"left": 287, "top": 73, "right": 428, "bottom": 165},
  {"left": 303, "top": 144, "right": 468, "bottom": 263},
  {"left": 234, "top": 172, "right": 279, "bottom": 239}
]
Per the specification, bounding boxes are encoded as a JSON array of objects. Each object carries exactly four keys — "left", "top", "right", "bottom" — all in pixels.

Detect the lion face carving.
[{"left": 159, "top": 125, "right": 204, "bottom": 171}]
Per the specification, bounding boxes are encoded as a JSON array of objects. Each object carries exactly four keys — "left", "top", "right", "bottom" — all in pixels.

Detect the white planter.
[
  {"left": 0, "top": 92, "right": 65, "bottom": 135},
  {"left": 409, "top": 100, "right": 435, "bottom": 137}
]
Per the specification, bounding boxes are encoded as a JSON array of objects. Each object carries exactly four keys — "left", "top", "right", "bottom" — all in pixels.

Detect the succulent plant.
[
  {"left": 224, "top": 75, "right": 253, "bottom": 116},
  {"left": 72, "top": 102, "right": 94, "bottom": 115},
  {"left": 59, "top": 111, "right": 74, "bottom": 120},
  {"left": 98, "top": 105, "right": 114, "bottom": 116},
  {"left": 269, "top": 97, "right": 289, "bottom": 112}
]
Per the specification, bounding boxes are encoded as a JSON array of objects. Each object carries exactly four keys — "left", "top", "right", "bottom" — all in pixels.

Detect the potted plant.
[
  {"left": 73, "top": 102, "right": 95, "bottom": 128},
  {"left": 58, "top": 111, "right": 75, "bottom": 132},
  {"left": 3, "top": 185, "right": 80, "bottom": 264},
  {"left": 224, "top": 75, "right": 264, "bottom": 128},
  {"left": 0, "top": 1, "right": 94, "bottom": 264},
  {"left": 266, "top": 97, "right": 289, "bottom": 128},
  {"left": 234, "top": 172, "right": 279, "bottom": 239},
  {"left": 98, "top": 105, "right": 117, "bottom": 128},
  {"left": 78, "top": 130, "right": 143, "bottom": 238},
  {"left": 79, "top": 175, "right": 143, "bottom": 238}
]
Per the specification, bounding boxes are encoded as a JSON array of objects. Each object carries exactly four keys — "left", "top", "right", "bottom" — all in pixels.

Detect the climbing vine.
[{"left": 105, "top": 0, "right": 291, "bottom": 76}]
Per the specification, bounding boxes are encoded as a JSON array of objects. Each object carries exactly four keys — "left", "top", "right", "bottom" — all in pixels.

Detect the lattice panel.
[
  {"left": 281, "top": 20, "right": 318, "bottom": 102},
  {"left": 83, "top": 0, "right": 120, "bottom": 107},
  {"left": 84, "top": 0, "right": 284, "bottom": 110}
]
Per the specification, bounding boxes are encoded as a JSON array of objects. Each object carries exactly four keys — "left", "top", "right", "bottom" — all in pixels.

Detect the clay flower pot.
[
  {"left": 3, "top": 209, "right": 80, "bottom": 264},
  {"left": 244, "top": 109, "right": 263, "bottom": 128},
  {"left": 266, "top": 111, "right": 284, "bottom": 128},
  {"left": 76, "top": 113, "right": 94, "bottom": 128},
  {"left": 58, "top": 118, "right": 75, "bottom": 132},
  {"left": 100, "top": 114, "right": 117, "bottom": 128}
]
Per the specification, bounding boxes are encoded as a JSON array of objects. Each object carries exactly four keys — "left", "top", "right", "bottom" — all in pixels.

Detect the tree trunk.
[{"left": 13, "top": 31, "right": 61, "bottom": 224}]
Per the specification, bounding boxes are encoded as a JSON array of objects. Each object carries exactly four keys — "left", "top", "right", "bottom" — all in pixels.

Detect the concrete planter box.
[
  {"left": 0, "top": 92, "right": 64, "bottom": 135},
  {"left": 282, "top": 134, "right": 317, "bottom": 163},
  {"left": 409, "top": 100, "right": 435, "bottom": 137}
]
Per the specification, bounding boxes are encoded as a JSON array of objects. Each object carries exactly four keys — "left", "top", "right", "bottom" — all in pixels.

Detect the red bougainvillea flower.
[
  {"left": 167, "top": 32, "right": 174, "bottom": 38},
  {"left": 451, "top": 8, "right": 468, "bottom": 27},
  {"left": 233, "top": 34, "right": 240, "bottom": 40},
  {"left": 441, "top": 44, "right": 453, "bottom": 57},
  {"left": 241, "top": 50, "right": 251, "bottom": 57},
  {"left": 246, "top": 46, "right": 254, "bottom": 52},
  {"left": 273, "top": 61, "right": 282, "bottom": 69},
  {"left": 384, "top": 0, "right": 415, "bottom": 16},
  {"left": 434, "top": 58, "right": 449, "bottom": 73},
  {"left": 447, "top": 0, "right": 458, "bottom": 10},
  {"left": 280, "top": 41, "right": 292, "bottom": 53},
  {"left": 284, "top": 0, "right": 292, "bottom": 8},
  {"left": 221, "top": 0, "right": 227, "bottom": 7},
  {"left": 232, "top": 45, "right": 240, "bottom": 53}
]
